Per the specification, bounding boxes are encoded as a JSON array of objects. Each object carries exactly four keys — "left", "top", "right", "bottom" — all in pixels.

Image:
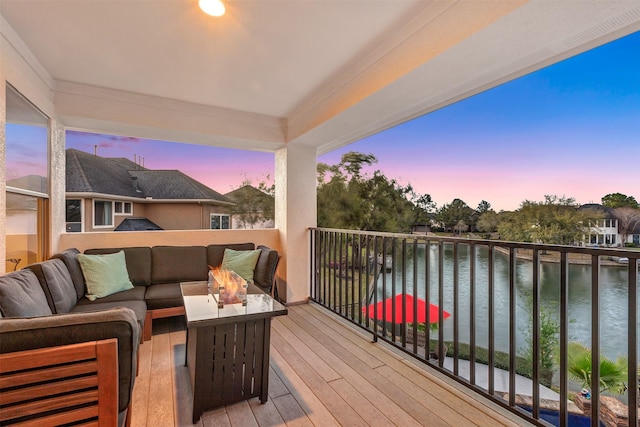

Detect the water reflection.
[{"left": 377, "top": 244, "right": 639, "bottom": 360}]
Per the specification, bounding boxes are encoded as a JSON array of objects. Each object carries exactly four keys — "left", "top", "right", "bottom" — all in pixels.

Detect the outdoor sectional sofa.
[{"left": 0, "top": 242, "right": 279, "bottom": 426}]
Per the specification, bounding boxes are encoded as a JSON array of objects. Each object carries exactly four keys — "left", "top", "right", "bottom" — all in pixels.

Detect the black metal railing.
[{"left": 310, "top": 228, "right": 639, "bottom": 427}]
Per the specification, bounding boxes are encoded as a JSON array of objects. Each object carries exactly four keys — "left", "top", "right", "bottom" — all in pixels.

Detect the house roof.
[
  {"left": 578, "top": 203, "right": 614, "bottom": 217},
  {"left": 6, "top": 175, "right": 48, "bottom": 194},
  {"left": 114, "top": 218, "right": 163, "bottom": 232},
  {"left": 225, "top": 185, "right": 273, "bottom": 202},
  {"left": 66, "top": 148, "right": 232, "bottom": 203},
  {"left": 3, "top": 2, "right": 638, "bottom": 154},
  {"left": 225, "top": 185, "right": 274, "bottom": 213}
]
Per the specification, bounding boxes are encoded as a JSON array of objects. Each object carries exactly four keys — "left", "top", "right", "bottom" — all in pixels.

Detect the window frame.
[
  {"left": 114, "top": 201, "right": 133, "bottom": 216},
  {"left": 5, "top": 83, "right": 51, "bottom": 268},
  {"left": 65, "top": 199, "right": 83, "bottom": 232},
  {"left": 93, "top": 199, "right": 114, "bottom": 228},
  {"left": 210, "top": 213, "right": 230, "bottom": 230}
]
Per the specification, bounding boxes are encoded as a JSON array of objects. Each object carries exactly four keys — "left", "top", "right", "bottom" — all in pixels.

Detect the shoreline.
[{"left": 493, "top": 246, "right": 630, "bottom": 267}]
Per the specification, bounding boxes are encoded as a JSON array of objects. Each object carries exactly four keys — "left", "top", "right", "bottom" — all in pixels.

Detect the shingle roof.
[
  {"left": 225, "top": 185, "right": 273, "bottom": 202},
  {"left": 114, "top": 217, "right": 163, "bottom": 231},
  {"left": 66, "top": 148, "right": 144, "bottom": 197},
  {"left": 225, "top": 185, "right": 274, "bottom": 213},
  {"left": 131, "top": 170, "right": 231, "bottom": 201},
  {"left": 66, "top": 148, "right": 231, "bottom": 203},
  {"left": 578, "top": 203, "right": 614, "bottom": 216},
  {"left": 7, "top": 175, "right": 49, "bottom": 193}
]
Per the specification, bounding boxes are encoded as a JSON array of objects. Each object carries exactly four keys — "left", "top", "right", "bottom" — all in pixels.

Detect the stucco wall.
[{"left": 58, "top": 228, "right": 280, "bottom": 255}]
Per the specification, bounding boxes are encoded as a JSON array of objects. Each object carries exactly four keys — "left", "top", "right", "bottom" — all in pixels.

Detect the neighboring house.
[
  {"left": 579, "top": 203, "right": 640, "bottom": 247},
  {"left": 224, "top": 185, "right": 275, "bottom": 229},
  {"left": 410, "top": 224, "right": 431, "bottom": 235},
  {"left": 65, "top": 149, "right": 235, "bottom": 232}
]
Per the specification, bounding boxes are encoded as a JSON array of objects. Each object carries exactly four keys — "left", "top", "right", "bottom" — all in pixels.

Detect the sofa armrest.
[{"left": 0, "top": 307, "right": 139, "bottom": 413}]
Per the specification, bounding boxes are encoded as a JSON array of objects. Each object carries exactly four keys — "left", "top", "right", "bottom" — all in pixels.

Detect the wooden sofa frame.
[{"left": 0, "top": 338, "right": 121, "bottom": 426}]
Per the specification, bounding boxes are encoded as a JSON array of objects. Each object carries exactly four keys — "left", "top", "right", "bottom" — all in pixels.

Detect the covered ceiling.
[{"left": 1, "top": 0, "right": 639, "bottom": 154}]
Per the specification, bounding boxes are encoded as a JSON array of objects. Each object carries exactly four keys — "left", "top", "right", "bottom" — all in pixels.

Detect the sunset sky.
[{"left": 58, "top": 31, "right": 639, "bottom": 211}]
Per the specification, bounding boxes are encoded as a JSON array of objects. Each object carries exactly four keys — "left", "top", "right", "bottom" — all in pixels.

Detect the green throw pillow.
[
  {"left": 77, "top": 251, "right": 134, "bottom": 301},
  {"left": 221, "top": 248, "right": 261, "bottom": 283}
]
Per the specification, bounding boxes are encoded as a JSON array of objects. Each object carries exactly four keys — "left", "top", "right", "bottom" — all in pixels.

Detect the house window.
[
  {"left": 210, "top": 214, "right": 230, "bottom": 230},
  {"left": 94, "top": 200, "right": 113, "bottom": 227},
  {"left": 114, "top": 201, "right": 132, "bottom": 215},
  {"left": 66, "top": 199, "right": 82, "bottom": 232}
]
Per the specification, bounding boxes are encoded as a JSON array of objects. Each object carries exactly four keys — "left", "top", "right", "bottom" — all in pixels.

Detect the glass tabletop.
[{"left": 180, "top": 281, "right": 287, "bottom": 324}]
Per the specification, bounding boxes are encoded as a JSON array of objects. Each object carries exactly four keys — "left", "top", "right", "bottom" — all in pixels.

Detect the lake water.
[{"left": 376, "top": 243, "right": 639, "bottom": 360}]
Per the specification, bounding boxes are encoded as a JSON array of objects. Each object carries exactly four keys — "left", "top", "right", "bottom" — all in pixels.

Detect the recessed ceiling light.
[{"left": 199, "top": 0, "right": 225, "bottom": 17}]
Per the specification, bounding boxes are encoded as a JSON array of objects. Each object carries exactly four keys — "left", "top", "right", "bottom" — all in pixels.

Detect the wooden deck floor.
[{"left": 131, "top": 303, "right": 526, "bottom": 427}]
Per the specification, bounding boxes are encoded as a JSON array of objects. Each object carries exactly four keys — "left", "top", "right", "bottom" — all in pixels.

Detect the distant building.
[
  {"left": 410, "top": 224, "right": 432, "bottom": 235},
  {"left": 224, "top": 185, "right": 275, "bottom": 229},
  {"left": 65, "top": 149, "right": 234, "bottom": 232},
  {"left": 579, "top": 203, "right": 640, "bottom": 247}
]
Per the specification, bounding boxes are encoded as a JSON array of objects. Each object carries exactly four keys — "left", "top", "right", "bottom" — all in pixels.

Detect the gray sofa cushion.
[
  {"left": 254, "top": 245, "right": 279, "bottom": 292},
  {"left": 207, "top": 243, "right": 254, "bottom": 268},
  {"left": 0, "top": 269, "right": 53, "bottom": 317},
  {"left": 51, "top": 248, "right": 85, "bottom": 301},
  {"left": 72, "top": 299, "right": 147, "bottom": 332},
  {"left": 144, "top": 283, "right": 184, "bottom": 310},
  {"left": 84, "top": 247, "right": 152, "bottom": 286},
  {"left": 27, "top": 259, "right": 77, "bottom": 314},
  {"left": 152, "top": 246, "right": 207, "bottom": 284},
  {"left": 73, "top": 285, "right": 146, "bottom": 304}
]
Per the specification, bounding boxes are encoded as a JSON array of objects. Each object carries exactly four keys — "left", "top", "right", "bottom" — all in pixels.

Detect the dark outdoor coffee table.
[{"left": 181, "top": 281, "right": 287, "bottom": 423}]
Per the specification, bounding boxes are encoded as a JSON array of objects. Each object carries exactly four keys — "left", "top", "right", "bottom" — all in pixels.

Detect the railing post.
[
  {"left": 469, "top": 244, "right": 476, "bottom": 385},
  {"left": 412, "top": 238, "right": 418, "bottom": 355},
  {"left": 591, "top": 254, "right": 600, "bottom": 427},
  {"left": 453, "top": 242, "right": 459, "bottom": 375},
  {"left": 628, "top": 258, "right": 638, "bottom": 427},
  {"left": 438, "top": 241, "right": 445, "bottom": 368},
  {"left": 508, "top": 247, "right": 516, "bottom": 407},
  {"left": 532, "top": 248, "right": 540, "bottom": 419},
  {"left": 488, "top": 244, "right": 495, "bottom": 394},
  {"left": 560, "top": 251, "right": 569, "bottom": 427}
]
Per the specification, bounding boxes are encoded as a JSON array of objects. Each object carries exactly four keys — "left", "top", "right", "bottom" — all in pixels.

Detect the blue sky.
[
  {"left": 58, "top": 31, "right": 640, "bottom": 211},
  {"left": 318, "top": 31, "right": 640, "bottom": 211}
]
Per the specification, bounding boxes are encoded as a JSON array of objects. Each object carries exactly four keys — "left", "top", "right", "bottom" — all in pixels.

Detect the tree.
[
  {"left": 411, "top": 193, "right": 437, "bottom": 225},
  {"left": 453, "top": 219, "right": 468, "bottom": 235},
  {"left": 497, "top": 195, "right": 599, "bottom": 245},
  {"left": 476, "top": 200, "right": 492, "bottom": 215},
  {"left": 521, "top": 292, "right": 559, "bottom": 387},
  {"left": 437, "top": 199, "right": 474, "bottom": 232},
  {"left": 566, "top": 342, "right": 628, "bottom": 396},
  {"left": 613, "top": 207, "right": 640, "bottom": 245},
  {"left": 226, "top": 181, "right": 274, "bottom": 229},
  {"left": 602, "top": 193, "right": 639, "bottom": 209},
  {"left": 476, "top": 211, "right": 499, "bottom": 233},
  {"left": 316, "top": 152, "right": 418, "bottom": 232}
]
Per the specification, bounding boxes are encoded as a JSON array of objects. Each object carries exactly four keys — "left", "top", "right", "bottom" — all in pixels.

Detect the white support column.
[
  {"left": 275, "top": 144, "right": 317, "bottom": 304},
  {"left": 49, "top": 121, "right": 65, "bottom": 254}
]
